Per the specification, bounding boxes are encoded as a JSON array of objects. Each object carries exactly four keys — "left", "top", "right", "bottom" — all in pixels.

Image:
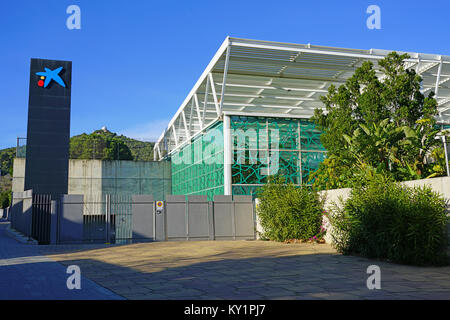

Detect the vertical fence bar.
[{"left": 105, "top": 194, "right": 110, "bottom": 243}]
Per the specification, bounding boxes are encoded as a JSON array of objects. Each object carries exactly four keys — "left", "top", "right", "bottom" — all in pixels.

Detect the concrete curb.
[{"left": 4, "top": 223, "right": 38, "bottom": 245}]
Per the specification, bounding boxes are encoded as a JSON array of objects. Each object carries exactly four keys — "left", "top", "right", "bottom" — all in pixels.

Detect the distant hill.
[
  {"left": 0, "top": 129, "right": 155, "bottom": 178},
  {"left": 0, "top": 130, "right": 155, "bottom": 208},
  {"left": 69, "top": 129, "right": 155, "bottom": 161}
]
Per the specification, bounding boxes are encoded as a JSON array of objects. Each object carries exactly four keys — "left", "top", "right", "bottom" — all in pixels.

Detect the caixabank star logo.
[{"left": 35, "top": 66, "right": 66, "bottom": 88}]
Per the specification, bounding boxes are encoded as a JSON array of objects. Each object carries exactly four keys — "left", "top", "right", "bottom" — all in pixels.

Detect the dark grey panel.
[
  {"left": 58, "top": 195, "right": 84, "bottom": 244},
  {"left": 131, "top": 195, "right": 154, "bottom": 241},
  {"left": 24, "top": 58, "right": 72, "bottom": 199},
  {"left": 187, "top": 196, "right": 210, "bottom": 240}
]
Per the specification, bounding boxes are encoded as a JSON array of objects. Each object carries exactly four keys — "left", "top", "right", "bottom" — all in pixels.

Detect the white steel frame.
[{"left": 153, "top": 37, "right": 450, "bottom": 161}]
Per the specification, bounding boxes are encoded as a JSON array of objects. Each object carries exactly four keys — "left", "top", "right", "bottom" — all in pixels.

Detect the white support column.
[
  {"left": 153, "top": 144, "right": 158, "bottom": 161},
  {"left": 157, "top": 145, "right": 162, "bottom": 161},
  {"left": 223, "top": 115, "right": 232, "bottom": 195}
]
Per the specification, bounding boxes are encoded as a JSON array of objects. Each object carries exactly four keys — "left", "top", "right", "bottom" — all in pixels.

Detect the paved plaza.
[
  {"left": 0, "top": 221, "right": 122, "bottom": 300},
  {"left": 38, "top": 234, "right": 450, "bottom": 300},
  {"left": 0, "top": 220, "right": 449, "bottom": 300}
]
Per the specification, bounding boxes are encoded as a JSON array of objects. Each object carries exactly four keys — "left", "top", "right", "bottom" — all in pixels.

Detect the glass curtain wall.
[
  {"left": 171, "top": 122, "right": 224, "bottom": 200},
  {"left": 231, "top": 116, "right": 326, "bottom": 196},
  {"left": 171, "top": 117, "right": 326, "bottom": 199}
]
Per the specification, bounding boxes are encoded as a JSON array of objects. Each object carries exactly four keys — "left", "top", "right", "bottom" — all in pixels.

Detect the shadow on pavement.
[{"left": 40, "top": 247, "right": 450, "bottom": 300}]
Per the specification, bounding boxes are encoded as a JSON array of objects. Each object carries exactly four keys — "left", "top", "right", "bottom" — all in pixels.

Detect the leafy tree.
[
  {"left": 69, "top": 130, "right": 153, "bottom": 161},
  {"left": 311, "top": 52, "right": 447, "bottom": 189},
  {"left": 104, "top": 137, "right": 133, "bottom": 160},
  {"left": 69, "top": 131, "right": 133, "bottom": 160},
  {"left": 0, "top": 148, "right": 15, "bottom": 177},
  {"left": 0, "top": 191, "right": 10, "bottom": 209}
]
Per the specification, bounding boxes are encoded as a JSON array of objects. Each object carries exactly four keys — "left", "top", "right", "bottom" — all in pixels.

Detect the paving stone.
[
  {"left": 27, "top": 223, "right": 450, "bottom": 300},
  {"left": 0, "top": 221, "right": 124, "bottom": 300}
]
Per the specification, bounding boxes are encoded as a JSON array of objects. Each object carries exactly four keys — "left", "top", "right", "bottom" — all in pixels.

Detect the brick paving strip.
[{"left": 39, "top": 236, "right": 450, "bottom": 300}]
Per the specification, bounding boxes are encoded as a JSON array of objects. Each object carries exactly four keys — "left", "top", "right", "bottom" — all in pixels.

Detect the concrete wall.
[
  {"left": 13, "top": 158, "right": 171, "bottom": 199},
  {"left": 320, "top": 176, "right": 450, "bottom": 243},
  {"left": 101, "top": 160, "right": 171, "bottom": 199},
  {"left": 68, "top": 159, "right": 103, "bottom": 196},
  {"left": 10, "top": 189, "right": 33, "bottom": 237},
  {"left": 12, "top": 158, "right": 25, "bottom": 193}
]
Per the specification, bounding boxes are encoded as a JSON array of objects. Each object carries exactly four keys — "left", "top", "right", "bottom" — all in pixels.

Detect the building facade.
[{"left": 155, "top": 37, "right": 450, "bottom": 199}]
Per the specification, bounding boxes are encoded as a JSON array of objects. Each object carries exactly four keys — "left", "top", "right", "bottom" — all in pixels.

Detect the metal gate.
[
  {"left": 31, "top": 194, "right": 52, "bottom": 244},
  {"left": 72, "top": 194, "right": 255, "bottom": 244},
  {"left": 82, "top": 194, "right": 133, "bottom": 244}
]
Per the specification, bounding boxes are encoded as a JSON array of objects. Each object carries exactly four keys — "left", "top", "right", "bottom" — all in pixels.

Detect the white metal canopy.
[{"left": 154, "top": 37, "right": 450, "bottom": 160}]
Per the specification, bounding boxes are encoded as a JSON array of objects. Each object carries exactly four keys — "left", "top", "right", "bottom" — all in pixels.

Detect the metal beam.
[
  {"left": 228, "top": 56, "right": 358, "bottom": 72},
  {"left": 216, "top": 82, "right": 328, "bottom": 93},
  {"left": 171, "top": 125, "right": 178, "bottom": 148},
  {"left": 188, "top": 99, "right": 195, "bottom": 137},
  {"left": 219, "top": 45, "right": 231, "bottom": 116},
  {"left": 207, "top": 101, "right": 320, "bottom": 111},
  {"left": 435, "top": 57, "right": 443, "bottom": 96},
  {"left": 208, "top": 73, "right": 221, "bottom": 116},
  {"left": 194, "top": 93, "right": 203, "bottom": 130}
]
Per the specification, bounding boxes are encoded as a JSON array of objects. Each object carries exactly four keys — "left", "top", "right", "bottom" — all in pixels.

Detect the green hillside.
[
  {"left": 0, "top": 129, "right": 155, "bottom": 207},
  {"left": 69, "top": 129, "right": 154, "bottom": 161},
  {"left": 0, "top": 147, "right": 15, "bottom": 177}
]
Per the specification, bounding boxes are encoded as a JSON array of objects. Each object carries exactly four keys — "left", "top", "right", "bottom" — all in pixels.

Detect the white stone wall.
[
  {"left": 254, "top": 177, "right": 450, "bottom": 244},
  {"left": 320, "top": 176, "right": 450, "bottom": 244}
]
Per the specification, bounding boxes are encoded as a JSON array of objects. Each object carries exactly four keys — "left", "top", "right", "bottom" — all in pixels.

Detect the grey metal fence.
[
  {"left": 213, "top": 195, "right": 255, "bottom": 240},
  {"left": 165, "top": 195, "right": 214, "bottom": 241},
  {"left": 79, "top": 194, "right": 255, "bottom": 243},
  {"left": 31, "top": 194, "right": 52, "bottom": 244},
  {"left": 9, "top": 191, "right": 53, "bottom": 244},
  {"left": 163, "top": 194, "right": 255, "bottom": 241},
  {"left": 82, "top": 194, "right": 133, "bottom": 244},
  {"left": 9, "top": 192, "right": 256, "bottom": 244}
]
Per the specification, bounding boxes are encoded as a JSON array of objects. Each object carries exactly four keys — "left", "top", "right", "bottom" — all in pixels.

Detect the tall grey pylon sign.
[{"left": 24, "top": 58, "right": 72, "bottom": 199}]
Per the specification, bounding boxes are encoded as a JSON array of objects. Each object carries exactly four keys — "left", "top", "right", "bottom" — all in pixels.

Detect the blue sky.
[{"left": 1, "top": 0, "right": 449, "bottom": 149}]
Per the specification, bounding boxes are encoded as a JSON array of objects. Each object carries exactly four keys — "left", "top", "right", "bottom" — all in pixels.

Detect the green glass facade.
[
  {"left": 170, "top": 116, "right": 326, "bottom": 199},
  {"left": 171, "top": 122, "right": 224, "bottom": 200},
  {"left": 230, "top": 116, "right": 326, "bottom": 196}
]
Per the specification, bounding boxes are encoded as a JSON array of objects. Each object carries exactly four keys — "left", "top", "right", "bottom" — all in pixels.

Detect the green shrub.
[
  {"left": 330, "top": 171, "right": 449, "bottom": 266},
  {"left": 257, "top": 177, "right": 324, "bottom": 242},
  {"left": 0, "top": 191, "right": 10, "bottom": 209}
]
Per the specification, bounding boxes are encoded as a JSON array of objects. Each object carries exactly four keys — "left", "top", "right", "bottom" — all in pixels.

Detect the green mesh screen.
[
  {"left": 171, "top": 117, "right": 326, "bottom": 199},
  {"left": 231, "top": 116, "right": 325, "bottom": 197},
  {"left": 171, "top": 122, "right": 224, "bottom": 200}
]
